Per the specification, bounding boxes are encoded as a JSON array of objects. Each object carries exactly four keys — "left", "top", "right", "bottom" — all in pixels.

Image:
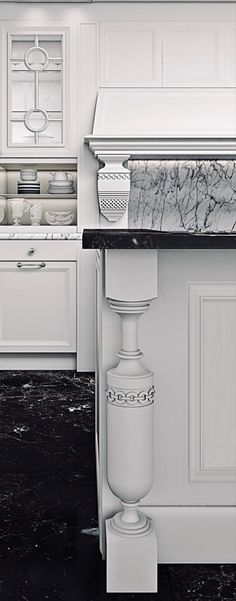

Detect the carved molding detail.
[
  {"left": 106, "top": 297, "right": 155, "bottom": 535},
  {"left": 97, "top": 154, "right": 130, "bottom": 222},
  {"left": 106, "top": 385, "right": 155, "bottom": 407},
  {"left": 99, "top": 193, "right": 129, "bottom": 222},
  {"left": 98, "top": 172, "right": 130, "bottom": 181}
]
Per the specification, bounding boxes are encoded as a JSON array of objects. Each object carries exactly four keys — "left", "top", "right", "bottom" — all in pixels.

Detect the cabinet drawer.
[
  {"left": 0, "top": 261, "right": 76, "bottom": 353},
  {"left": 0, "top": 240, "right": 78, "bottom": 261}
]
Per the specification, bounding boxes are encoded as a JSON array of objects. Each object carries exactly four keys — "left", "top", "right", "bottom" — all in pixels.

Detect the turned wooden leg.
[{"left": 104, "top": 250, "right": 158, "bottom": 593}]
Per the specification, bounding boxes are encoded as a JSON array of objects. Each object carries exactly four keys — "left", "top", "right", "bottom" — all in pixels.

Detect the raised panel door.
[{"left": 0, "top": 261, "right": 76, "bottom": 352}]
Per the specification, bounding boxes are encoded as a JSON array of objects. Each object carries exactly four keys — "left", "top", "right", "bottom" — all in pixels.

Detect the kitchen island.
[{"left": 83, "top": 228, "right": 236, "bottom": 593}]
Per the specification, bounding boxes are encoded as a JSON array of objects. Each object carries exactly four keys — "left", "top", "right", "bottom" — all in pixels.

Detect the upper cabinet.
[
  {"left": 99, "top": 21, "right": 236, "bottom": 89},
  {"left": 8, "top": 33, "right": 64, "bottom": 148},
  {"left": 1, "top": 25, "right": 78, "bottom": 156},
  {"left": 162, "top": 23, "right": 226, "bottom": 87}
]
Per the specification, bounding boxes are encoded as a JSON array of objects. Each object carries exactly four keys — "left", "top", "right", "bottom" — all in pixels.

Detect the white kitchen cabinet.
[
  {"left": 1, "top": 24, "right": 78, "bottom": 156},
  {"left": 0, "top": 260, "right": 76, "bottom": 353}
]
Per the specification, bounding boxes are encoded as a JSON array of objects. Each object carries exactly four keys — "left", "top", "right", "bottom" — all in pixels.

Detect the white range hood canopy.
[
  {"left": 85, "top": 87, "right": 236, "bottom": 224},
  {"left": 85, "top": 88, "right": 236, "bottom": 157}
]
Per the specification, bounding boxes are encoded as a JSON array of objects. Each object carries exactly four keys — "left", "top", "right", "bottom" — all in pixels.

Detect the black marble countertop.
[{"left": 82, "top": 229, "right": 236, "bottom": 250}]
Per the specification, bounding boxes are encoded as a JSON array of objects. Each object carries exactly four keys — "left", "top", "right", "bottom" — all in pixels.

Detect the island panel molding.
[{"left": 189, "top": 282, "right": 236, "bottom": 483}]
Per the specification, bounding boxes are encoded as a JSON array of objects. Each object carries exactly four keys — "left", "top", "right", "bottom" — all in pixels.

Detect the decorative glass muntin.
[{"left": 8, "top": 33, "right": 64, "bottom": 147}]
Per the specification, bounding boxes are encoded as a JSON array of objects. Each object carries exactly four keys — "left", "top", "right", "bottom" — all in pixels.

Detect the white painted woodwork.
[
  {"left": 105, "top": 249, "right": 158, "bottom": 301},
  {"left": 104, "top": 250, "right": 158, "bottom": 593},
  {"left": 0, "top": 261, "right": 76, "bottom": 352},
  {"left": 100, "top": 21, "right": 162, "bottom": 87},
  {"left": 189, "top": 283, "right": 236, "bottom": 482},
  {"left": 0, "top": 240, "right": 77, "bottom": 261},
  {"left": 97, "top": 155, "right": 130, "bottom": 223},
  {"left": 226, "top": 27, "right": 236, "bottom": 85},
  {"left": 0, "top": 0, "right": 236, "bottom": 568},
  {"left": 100, "top": 20, "right": 232, "bottom": 88},
  {"left": 140, "top": 250, "right": 236, "bottom": 507},
  {"left": 98, "top": 249, "right": 236, "bottom": 565},
  {"left": 86, "top": 136, "right": 236, "bottom": 158},
  {"left": 163, "top": 23, "right": 226, "bottom": 87},
  {"left": 1, "top": 23, "right": 78, "bottom": 156},
  {"left": 76, "top": 22, "right": 98, "bottom": 369},
  {"left": 0, "top": 353, "right": 76, "bottom": 370},
  {"left": 106, "top": 519, "right": 157, "bottom": 593},
  {"left": 91, "top": 88, "right": 236, "bottom": 138},
  {"left": 142, "top": 506, "right": 236, "bottom": 564}
]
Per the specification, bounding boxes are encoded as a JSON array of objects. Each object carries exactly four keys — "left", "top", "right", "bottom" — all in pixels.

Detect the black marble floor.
[{"left": 0, "top": 371, "right": 235, "bottom": 600}]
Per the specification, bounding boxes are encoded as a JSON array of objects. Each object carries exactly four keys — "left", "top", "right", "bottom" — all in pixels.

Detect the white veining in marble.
[
  {"left": 128, "top": 160, "right": 236, "bottom": 232},
  {"left": 0, "top": 232, "right": 82, "bottom": 240}
]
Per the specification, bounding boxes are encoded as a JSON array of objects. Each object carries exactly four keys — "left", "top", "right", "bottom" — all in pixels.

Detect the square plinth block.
[{"left": 106, "top": 517, "right": 158, "bottom": 593}]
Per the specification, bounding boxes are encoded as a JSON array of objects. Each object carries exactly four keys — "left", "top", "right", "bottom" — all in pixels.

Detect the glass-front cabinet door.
[{"left": 8, "top": 33, "right": 64, "bottom": 147}]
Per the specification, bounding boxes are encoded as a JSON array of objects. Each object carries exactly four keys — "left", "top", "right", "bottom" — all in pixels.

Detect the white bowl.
[{"left": 45, "top": 210, "right": 73, "bottom": 225}]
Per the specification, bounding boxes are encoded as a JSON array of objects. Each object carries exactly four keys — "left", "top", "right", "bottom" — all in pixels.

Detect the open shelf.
[
  {"left": 0, "top": 225, "right": 78, "bottom": 233},
  {"left": 4, "top": 193, "right": 77, "bottom": 199},
  {"left": 0, "top": 158, "right": 78, "bottom": 228}
]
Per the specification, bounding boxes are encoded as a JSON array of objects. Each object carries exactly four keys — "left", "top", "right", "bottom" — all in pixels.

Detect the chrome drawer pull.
[{"left": 17, "top": 262, "right": 46, "bottom": 269}]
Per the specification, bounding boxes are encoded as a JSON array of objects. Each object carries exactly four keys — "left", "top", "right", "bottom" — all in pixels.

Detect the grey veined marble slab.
[
  {"left": 0, "top": 232, "right": 81, "bottom": 240},
  {"left": 128, "top": 160, "right": 236, "bottom": 232}
]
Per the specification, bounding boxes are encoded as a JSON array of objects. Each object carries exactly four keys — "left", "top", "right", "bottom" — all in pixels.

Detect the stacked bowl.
[
  {"left": 17, "top": 166, "right": 40, "bottom": 195},
  {"left": 48, "top": 172, "right": 74, "bottom": 194}
]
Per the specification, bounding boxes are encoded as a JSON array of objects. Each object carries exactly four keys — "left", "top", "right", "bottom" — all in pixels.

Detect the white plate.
[
  {"left": 18, "top": 180, "right": 39, "bottom": 184},
  {"left": 48, "top": 189, "right": 74, "bottom": 194},
  {"left": 48, "top": 182, "right": 74, "bottom": 188},
  {"left": 48, "top": 180, "right": 74, "bottom": 186},
  {"left": 0, "top": 206, "right": 5, "bottom": 223},
  {"left": 48, "top": 186, "right": 73, "bottom": 190}
]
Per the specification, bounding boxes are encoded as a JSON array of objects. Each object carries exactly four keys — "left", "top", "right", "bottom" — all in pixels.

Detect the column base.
[{"left": 106, "top": 516, "right": 158, "bottom": 593}]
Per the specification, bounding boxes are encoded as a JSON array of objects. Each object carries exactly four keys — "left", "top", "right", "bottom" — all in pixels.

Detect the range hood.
[
  {"left": 85, "top": 87, "right": 236, "bottom": 224},
  {"left": 85, "top": 87, "right": 236, "bottom": 157}
]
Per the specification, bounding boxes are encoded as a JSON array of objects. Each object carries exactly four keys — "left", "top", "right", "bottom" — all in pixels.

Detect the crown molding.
[{"left": 84, "top": 135, "right": 236, "bottom": 158}]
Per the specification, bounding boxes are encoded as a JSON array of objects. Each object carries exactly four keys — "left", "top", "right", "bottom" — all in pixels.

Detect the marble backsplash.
[{"left": 128, "top": 160, "right": 236, "bottom": 232}]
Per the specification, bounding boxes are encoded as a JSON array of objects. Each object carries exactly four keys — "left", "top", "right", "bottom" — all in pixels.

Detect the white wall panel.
[
  {"left": 226, "top": 28, "right": 236, "bottom": 85},
  {"left": 100, "top": 22, "right": 162, "bottom": 86},
  {"left": 189, "top": 283, "right": 236, "bottom": 482},
  {"left": 163, "top": 23, "right": 226, "bottom": 87}
]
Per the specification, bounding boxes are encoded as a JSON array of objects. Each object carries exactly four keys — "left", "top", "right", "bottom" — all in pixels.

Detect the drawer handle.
[{"left": 17, "top": 262, "right": 46, "bottom": 269}]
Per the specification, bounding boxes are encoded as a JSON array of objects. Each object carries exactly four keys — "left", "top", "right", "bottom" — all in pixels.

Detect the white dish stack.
[
  {"left": 48, "top": 171, "right": 74, "bottom": 194},
  {"left": 17, "top": 166, "right": 40, "bottom": 195}
]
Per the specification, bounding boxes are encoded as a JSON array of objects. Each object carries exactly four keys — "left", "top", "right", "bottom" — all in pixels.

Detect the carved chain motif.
[
  {"left": 98, "top": 173, "right": 130, "bottom": 180},
  {"left": 106, "top": 385, "right": 155, "bottom": 407}
]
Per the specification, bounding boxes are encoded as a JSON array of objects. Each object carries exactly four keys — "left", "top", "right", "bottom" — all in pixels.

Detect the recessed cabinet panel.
[
  {"left": 226, "top": 29, "right": 236, "bottom": 85},
  {"left": 189, "top": 283, "right": 236, "bottom": 481},
  {"left": 100, "top": 22, "right": 162, "bottom": 86},
  {"left": 0, "top": 262, "right": 76, "bottom": 352},
  {"left": 163, "top": 24, "right": 226, "bottom": 87}
]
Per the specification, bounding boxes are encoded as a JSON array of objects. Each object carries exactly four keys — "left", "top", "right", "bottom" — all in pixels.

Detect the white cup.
[
  {"left": 30, "top": 202, "right": 42, "bottom": 226},
  {"left": 10, "top": 198, "right": 29, "bottom": 225},
  {"left": 50, "top": 171, "right": 73, "bottom": 182}
]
